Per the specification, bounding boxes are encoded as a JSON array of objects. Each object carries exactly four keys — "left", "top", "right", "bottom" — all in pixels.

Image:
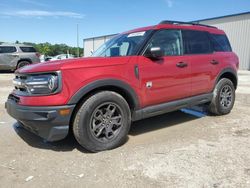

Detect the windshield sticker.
[{"left": 127, "top": 31, "right": 146, "bottom": 38}]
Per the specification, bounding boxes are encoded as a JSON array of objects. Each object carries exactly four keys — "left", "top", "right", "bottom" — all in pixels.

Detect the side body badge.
[{"left": 146, "top": 81, "right": 152, "bottom": 88}]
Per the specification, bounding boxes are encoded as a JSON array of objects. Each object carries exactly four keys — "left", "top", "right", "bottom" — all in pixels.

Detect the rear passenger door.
[
  {"left": 19, "top": 46, "right": 39, "bottom": 62},
  {"left": 210, "top": 33, "right": 235, "bottom": 83},
  {"left": 182, "top": 30, "right": 217, "bottom": 96}
]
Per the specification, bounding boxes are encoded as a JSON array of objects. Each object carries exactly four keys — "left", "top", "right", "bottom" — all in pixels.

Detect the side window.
[
  {"left": 20, "top": 47, "right": 37, "bottom": 53},
  {"left": 105, "top": 42, "right": 130, "bottom": 57},
  {"left": 210, "top": 34, "right": 232, "bottom": 52},
  {"left": 182, "top": 30, "right": 212, "bottom": 54},
  {"left": 0, "top": 46, "right": 17, "bottom": 53},
  {"left": 119, "top": 42, "right": 129, "bottom": 56},
  {"left": 145, "top": 30, "right": 183, "bottom": 56}
]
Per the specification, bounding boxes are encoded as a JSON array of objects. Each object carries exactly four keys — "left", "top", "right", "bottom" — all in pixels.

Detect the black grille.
[
  {"left": 15, "top": 75, "right": 28, "bottom": 80},
  {"left": 14, "top": 74, "right": 28, "bottom": 94}
]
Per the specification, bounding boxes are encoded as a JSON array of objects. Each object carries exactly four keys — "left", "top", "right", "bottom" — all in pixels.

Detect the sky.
[{"left": 0, "top": 0, "right": 249, "bottom": 47}]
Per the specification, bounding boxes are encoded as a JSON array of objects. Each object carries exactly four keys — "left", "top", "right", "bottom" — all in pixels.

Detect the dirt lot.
[{"left": 0, "top": 71, "right": 250, "bottom": 188}]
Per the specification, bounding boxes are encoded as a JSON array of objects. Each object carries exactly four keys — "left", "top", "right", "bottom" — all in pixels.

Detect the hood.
[{"left": 17, "top": 57, "right": 129, "bottom": 74}]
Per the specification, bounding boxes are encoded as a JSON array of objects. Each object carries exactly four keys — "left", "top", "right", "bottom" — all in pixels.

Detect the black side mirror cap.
[{"left": 145, "top": 47, "right": 164, "bottom": 60}]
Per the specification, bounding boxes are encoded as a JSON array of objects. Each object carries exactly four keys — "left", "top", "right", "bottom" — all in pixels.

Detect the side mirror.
[
  {"left": 145, "top": 47, "right": 164, "bottom": 59},
  {"left": 110, "top": 47, "right": 120, "bottom": 57}
]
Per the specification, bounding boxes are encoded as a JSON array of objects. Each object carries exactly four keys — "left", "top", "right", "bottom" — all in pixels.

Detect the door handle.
[
  {"left": 176, "top": 62, "right": 188, "bottom": 68},
  {"left": 210, "top": 60, "right": 219, "bottom": 65}
]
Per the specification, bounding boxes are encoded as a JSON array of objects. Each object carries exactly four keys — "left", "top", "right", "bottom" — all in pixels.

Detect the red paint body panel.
[
  {"left": 14, "top": 24, "right": 238, "bottom": 108},
  {"left": 16, "top": 57, "right": 142, "bottom": 106},
  {"left": 138, "top": 56, "right": 191, "bottom": 107}
]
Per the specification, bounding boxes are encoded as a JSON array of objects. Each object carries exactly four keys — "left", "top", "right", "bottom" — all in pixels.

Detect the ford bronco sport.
[
  {"left": 5, "top": 21, "right": 239, "bottom": 152},
  {"left": 0, "top": 44, "right": 40, "bottom": 71}
]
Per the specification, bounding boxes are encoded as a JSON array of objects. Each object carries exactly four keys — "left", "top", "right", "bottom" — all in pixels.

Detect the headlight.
[
  {"left": 13, "top": 72, "right": 61, "bottom": 95},
  {"left": 26, "top": 74, "right": 59, "bottom": 94}
]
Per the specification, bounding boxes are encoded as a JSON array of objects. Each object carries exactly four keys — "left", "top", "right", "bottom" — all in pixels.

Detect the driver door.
[{"left": 138, "top": 29, "right": 192, "bottom": 107}]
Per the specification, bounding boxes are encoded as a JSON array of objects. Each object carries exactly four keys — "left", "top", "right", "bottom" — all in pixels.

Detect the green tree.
[{"left": 17, "top": 41, "right": 83, "bottom": 57}]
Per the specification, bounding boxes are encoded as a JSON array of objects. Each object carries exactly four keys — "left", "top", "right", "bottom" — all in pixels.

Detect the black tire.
[
  {"left": 73, "top": 91, "right": 131, "bottom": 152},
  {"left": 208, "top": 78, "right": 235, "bottom": 115},
  {"left": 17, "top": 61, "right": 30, "bottom": 69}
]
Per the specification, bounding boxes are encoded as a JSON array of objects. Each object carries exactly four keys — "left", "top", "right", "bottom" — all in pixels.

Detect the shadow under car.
[{"left": 13, "top": 107, "right": 207, "bottom": 152}]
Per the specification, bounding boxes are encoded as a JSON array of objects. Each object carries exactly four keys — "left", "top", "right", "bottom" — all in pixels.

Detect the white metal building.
[
  {"left": 197, "top": 12, "right": 250, "bottom": 70},
  {"left": 83, "top": 34, "right": 116, "bottom": 57},
  {"left": 83, "top": 12, "right": 250, "bottom": 70}
]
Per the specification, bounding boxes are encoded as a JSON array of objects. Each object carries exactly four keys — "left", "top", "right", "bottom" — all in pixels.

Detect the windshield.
[{"left": 92, "top": 30, "right": 152, "bottom": 57}]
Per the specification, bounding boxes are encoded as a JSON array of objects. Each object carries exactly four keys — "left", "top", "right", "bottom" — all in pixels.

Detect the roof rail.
[{"left": 159, "top": 20, "right": 217, "bottom": 29}]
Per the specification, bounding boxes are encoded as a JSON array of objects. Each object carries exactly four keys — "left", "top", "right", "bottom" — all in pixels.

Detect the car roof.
[
  {"left": 0, "top": 43, "right": 34, "bottom": 47},
  {"left": 156, "top": 23, "right": 225, "bottom": 34},
  {"left": 123, "top": 22, "right": 225, "bottom": 35}
]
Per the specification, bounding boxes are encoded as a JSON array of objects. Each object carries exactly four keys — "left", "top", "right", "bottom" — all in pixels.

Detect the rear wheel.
[
  {"left": 73, "top": 91, "right": 131, "bottom": 152},
  {"left": 17, "top": 61, "right": 30, "bottom": 69},
  {"left": 208, "top": 78, "right": 235, "bottom": 115}
]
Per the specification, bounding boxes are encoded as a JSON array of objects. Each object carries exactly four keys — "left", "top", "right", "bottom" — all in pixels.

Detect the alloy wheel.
[
  {"left": 219, "top": 85, "right": 233, "bottom": 109},
  {"left": 90, "top": 102, "right": 123, "bottom": 142}
]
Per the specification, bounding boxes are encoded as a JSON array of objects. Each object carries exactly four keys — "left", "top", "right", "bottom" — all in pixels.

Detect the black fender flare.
[
  {"left": 67, "top": 79, "right": 140, "bottom": 109},
  {"left": 17, "top": 59, "right": 32, "bottom": 67},
  {"left": 18, "top": 58, "right": 32, "bottom": 63},
  {"left": 215, "top": 68, "right": 238, "bottom": 89}
]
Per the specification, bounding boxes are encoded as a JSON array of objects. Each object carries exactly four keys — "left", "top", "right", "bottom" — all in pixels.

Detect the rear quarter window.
[
  {"left": 210, "top": 34, "right": 232, "bottom": 52},
  {"left": 20, "top": 47, "right": 37, "bottom": 53},
  {"left": 0, "top": 46, "right": 17, "bottom": 53}
]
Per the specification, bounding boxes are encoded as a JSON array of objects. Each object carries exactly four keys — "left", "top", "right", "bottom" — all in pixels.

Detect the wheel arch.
[
  {"left": 68, "top": 79, "right": 140, "bottom": 111},
  {"left": 17, "top": 58, "right": 32, "bottom": 64},
  {"left": 16, "top": 59, "right": 32, "bottom": 69},
  {"left": 216, "top": 68, "right": 238, "bottom": 89}
]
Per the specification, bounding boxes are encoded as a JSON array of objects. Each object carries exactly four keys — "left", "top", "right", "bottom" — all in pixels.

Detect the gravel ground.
[{"left": 0, "top": 71, "right": 249, "bottom": 188}]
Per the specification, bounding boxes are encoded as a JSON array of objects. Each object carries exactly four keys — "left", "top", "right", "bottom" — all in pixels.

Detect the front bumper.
[{"left": 5, "top": 99, "right": 75, "bottom": 141}]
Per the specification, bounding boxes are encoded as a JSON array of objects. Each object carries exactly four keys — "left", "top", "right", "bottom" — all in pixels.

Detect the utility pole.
[{"left": 77, "top": 23, "right": 80, "bottom": 57}]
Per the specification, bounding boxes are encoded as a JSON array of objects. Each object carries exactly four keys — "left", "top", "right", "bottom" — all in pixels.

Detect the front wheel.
[
  {"left": 73, "top": 91, "right": 131, "bottom": 152},
  {"left": 208, "top": 78, "right": 235, "bottom": 115}
]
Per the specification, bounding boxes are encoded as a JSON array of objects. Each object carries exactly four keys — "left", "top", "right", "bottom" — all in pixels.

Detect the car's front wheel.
[
  {"left": 73, "top": 91, "right": 131, "bottom": 152},
  {"left": 208, "top": 78, "right": 235, "bottom": 115}
]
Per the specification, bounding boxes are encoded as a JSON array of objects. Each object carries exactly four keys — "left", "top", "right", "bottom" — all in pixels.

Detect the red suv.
[{"left": 6, "top": 21, "right": 239, "bottom": 152}]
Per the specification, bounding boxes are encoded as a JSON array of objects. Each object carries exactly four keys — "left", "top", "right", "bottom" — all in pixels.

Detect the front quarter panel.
[
  {"left": 14, "top": 56, "right": 142, "bottom": 107},
  {"left": 63, "top": 56, "right": 142, "bottom": 106}
]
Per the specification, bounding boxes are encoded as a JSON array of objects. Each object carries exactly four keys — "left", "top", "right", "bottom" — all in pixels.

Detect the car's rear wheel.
[
  {"left": 73, "top": 91, "right": 131, "bottom": 152},
  {"left": 208, "top": 78, "right": 235, "bottom": 115},
  {"left": 17, "top": 61, "right": 30, "bottom": 69}
]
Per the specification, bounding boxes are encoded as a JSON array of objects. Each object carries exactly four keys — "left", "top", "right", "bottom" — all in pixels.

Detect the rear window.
[
  {"left": 0, "top": 46, "right": 17, "bottom": 53},
  {"left": 182, "top": 30, "right": 212, "bottom": 54},
  {"left": 210, "top": 34, "right": 232, "bottom": 52},
  {"left": 20, "top": 47, "right": 37, "bottom": 53}
]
